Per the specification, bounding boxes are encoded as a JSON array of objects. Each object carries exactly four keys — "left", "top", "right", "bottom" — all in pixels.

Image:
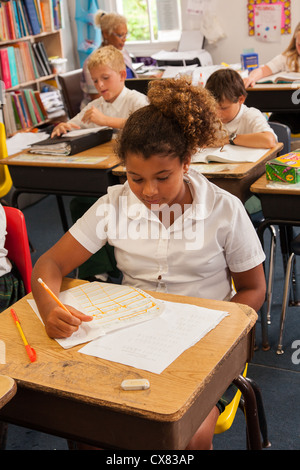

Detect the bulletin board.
[{"left": 247, "top": 0, "right": 291, "bottom": 37}]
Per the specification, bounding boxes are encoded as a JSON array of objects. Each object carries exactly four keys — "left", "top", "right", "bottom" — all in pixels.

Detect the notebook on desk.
[
  {"left": 257, "top": 72, "right": 300, "bottom": 84},
  {"left": 192, "top": 145, "right": 267, "bottom": 163},
  {"left": 29, "top": 127, "right": 113, "bottom": 155}
]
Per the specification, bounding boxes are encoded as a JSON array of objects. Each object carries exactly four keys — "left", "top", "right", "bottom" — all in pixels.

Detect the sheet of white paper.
[
  {"left": 162, "top": 64, "right": 198, "bottom": 78},
  {"left": 6, "top": 132, "right": 49, "bottom": 156},
  {"left": 78, "top": 300, "right": 228, "bottom": 374},
  {"left": 27, "top": 283, "right": 164, "bottom": 349},
  {"left": 27, "top": 291, "right": 106, "bottom": 349},
  {"left": 63, "top": 127, "right": 109, "bottom": 137}
]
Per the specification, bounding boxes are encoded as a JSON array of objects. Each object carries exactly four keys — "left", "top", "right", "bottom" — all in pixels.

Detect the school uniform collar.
[
  {"left": 226, "top": 103, "right": 245, "bottom": 130},
  {"left": 122, "top": 168, "right": 215, "bottom": 221},
  {"left": 105, "top": 87, "right": 128, "bottom": 112}
]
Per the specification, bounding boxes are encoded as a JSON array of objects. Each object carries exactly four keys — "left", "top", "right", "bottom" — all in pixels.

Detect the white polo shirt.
[
  {"left": 224, "top": 104, "right": 277, "bottom": 137},
  {"left": 69, "top": 169, "right": 265, "bottom": 301},
  {"left": 69, "top": 86, "right": 148, "bottom": 129},
  {"left": 0, "top": 205, "right": 12, "bottom": 277}
]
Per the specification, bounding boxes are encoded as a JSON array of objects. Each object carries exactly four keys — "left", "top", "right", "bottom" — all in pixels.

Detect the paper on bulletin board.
[
  {"left": 247, "top": 0, "right": 291, "bottom": 36},
  {"left": 254, "top": 3, "right": 282, "bottom": 42},
  {"left": 186, "top": 0, "right": 206, "bottom": 15}
]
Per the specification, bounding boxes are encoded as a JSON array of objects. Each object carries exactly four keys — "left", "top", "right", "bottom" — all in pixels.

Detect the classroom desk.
[
  {"left": 245, "top": 83, "right": 300, "bottom": 113},
  {"left": 0, "top": 278, "right": 261, "bottom": 450},
  {"left": 113, "top": 144, "right": 283, "bottom": 203},
  {"left": 0, "top": 141, "right": 120, "bottom": 231},
  {"left": 250, "top": 174, "right": 300, "bottom": 350}
]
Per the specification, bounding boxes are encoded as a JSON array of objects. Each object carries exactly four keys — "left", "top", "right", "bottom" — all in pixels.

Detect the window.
[{"left": 111, "top": 0, "right": 182, "bottom": 43}]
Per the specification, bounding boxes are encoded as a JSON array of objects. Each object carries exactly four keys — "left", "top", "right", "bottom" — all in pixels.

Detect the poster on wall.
[
  {"left": 255, "top": 3, "right": 282, "bottom": 42},
  {"left": 247, "top": 0, "right": 291, "bottom": 37}
]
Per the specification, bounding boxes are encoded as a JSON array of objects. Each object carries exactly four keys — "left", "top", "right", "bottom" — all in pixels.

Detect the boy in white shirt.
[
  {"left": 51, "top": 45, "right": 148, "bottom": 137},
  {"left": 205, "top": 68, "right": 277, "bottom": 148},
  {"left": 51, "top": 46, "right": 148, "bottom": 280}
]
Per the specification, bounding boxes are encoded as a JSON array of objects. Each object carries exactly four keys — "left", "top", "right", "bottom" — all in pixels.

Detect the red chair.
[{"left": 3, "top": 206, "right": 32, "bottom": 294}]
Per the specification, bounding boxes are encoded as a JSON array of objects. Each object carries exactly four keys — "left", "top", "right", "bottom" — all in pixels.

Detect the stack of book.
[
  {"left": 0, "top": 40, "right": 52, "bottom": 89},
  {"left": 3, "top": 88, "right": 48, "bottom": 136},
  {"left": 0, "top": 0, "right": 64, "bottom": 40}
]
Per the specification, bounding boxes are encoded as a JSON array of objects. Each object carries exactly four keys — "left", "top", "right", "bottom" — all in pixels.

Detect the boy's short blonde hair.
[{"left": 87, "top": 45, "right": 125, "bottom": 73}]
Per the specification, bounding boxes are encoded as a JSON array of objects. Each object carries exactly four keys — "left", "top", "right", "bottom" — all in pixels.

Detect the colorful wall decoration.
[{"left": 247, "top": 0, "right": 291, "bottom": 37}]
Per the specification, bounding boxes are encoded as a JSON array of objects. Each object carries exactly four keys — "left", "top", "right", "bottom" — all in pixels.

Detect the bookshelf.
[{"left": 0, "top": 0, "right": 66, "bottom": 137}]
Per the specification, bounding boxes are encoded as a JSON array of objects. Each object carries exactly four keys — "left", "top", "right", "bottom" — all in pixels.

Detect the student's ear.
[
  {"left": 120, "top": 69, "right": 127, "bottom": 82},
  {"left": 183, "top": 154, "right": 191, "bottom": 173},
  {"left": 238, "top": 95, "right": 246, "bottom": 105}
]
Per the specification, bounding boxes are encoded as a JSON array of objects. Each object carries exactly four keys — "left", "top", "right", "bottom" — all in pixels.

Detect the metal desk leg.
[
  {"left": 56, "top": 195, "right": 69, "bottom": 232},
  {"left": 245, "top": 378, "right": 271, "bottom": 448},
  {"left": 257, "top": 221, "right": 271, "bottom": 350},
  {"left": 233, "top": 375, "right": 262, "bottom": 450}
]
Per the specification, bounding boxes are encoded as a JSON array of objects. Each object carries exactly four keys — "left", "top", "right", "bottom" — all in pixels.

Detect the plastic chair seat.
[
  {"left": 0, "top": 122, "right": 12, "bottom": 199},
  {"left": 3, "top": 206, "right": 32, "bottom": 294},
  {"left": 215, "top": 364, "right": 248, "bottom": 434},
  {"left": 58, "top": 69, "right": 83, "bottom": 119}
]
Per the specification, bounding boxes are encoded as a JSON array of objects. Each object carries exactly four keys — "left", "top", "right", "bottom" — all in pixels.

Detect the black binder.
[{"left": 29, "top": 128, "right": 113, "bottom": 155}]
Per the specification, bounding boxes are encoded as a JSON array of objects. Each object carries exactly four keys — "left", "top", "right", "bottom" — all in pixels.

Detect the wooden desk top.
[
  {"left": 247, "top": 83, "right": 300, "bottom": 91},
  {"left": 251, "top": 174, "right": 300, "bottom": 195},
  {"left": 113, "top": 144, "right": 283, "bottom": 180},
  {"left": 0, "top": 375, "right": 16, "bottom": 410},
  {"left": 0, "top": 278, "right": 257, "bottom": 422},
  {"left": 0, "top": 140, "right": 120, "bottom": 170}
]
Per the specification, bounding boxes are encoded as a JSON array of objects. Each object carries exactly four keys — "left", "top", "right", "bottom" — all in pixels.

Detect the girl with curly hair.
[{"left": 32, "top": 78, "right": 266, "bottom": 449}]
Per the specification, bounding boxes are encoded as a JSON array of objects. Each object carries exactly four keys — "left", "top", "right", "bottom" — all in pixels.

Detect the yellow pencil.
[{"left": 38, "top": 277, "right": 71, "bottom": 314}]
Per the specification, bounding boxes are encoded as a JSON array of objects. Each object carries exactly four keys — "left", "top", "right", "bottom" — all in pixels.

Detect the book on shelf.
[
  {"left": 0, "top": 47, "right": 12, "bottom": 89},
  {"left": 32, "top": 42, "right": 48, "bottom": 76},
  {"left": 15, "top": 0, "right": 30, "bottom": 37},
  {"left": 35, "top": 41, "right": 52, "bottom": 75},
  {"left": 3, "top": 92, "right": 16, "bottom": 135},
  {"left": 257, "top": 72, "right": 300, "bottom": 84},
  {"left": 11, "top": 1, "right": 22, "bottom": 39},
  {"left": 29, "top": 128, "right": 114, "bottom": 155},
  {"left": 52, "top": 0, "right": 63, "bottom": 30},
  {"left": 3, "top": 1, "right": 16, "bottom": 40},
  {"left": 17, "top": 41, "right": 36, "bottom": 81},
  {"left": 23, "top": 0, "right": 42, "bottom": 35},
  {"left": 10, "top": 93, "right": 22, "bottom": 130},
  {"left": 7, "top": 46, "right": 18, "bottom": 87},
  {"left": 0, "top": 0, "right": 63, "bottom": 39},
  {"left": 39, "top": 0, "right": 54, "bottom": 32},
  {"left": 3, "top": 88, "right": 48, "bottom": 136}
]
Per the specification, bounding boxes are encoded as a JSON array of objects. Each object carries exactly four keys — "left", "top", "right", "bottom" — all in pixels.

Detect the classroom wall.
[
  {"left": 63, "top": 0, "right": 300, "bottom": 69},
  {"left": 201, "top": 0, "right": 300, "bottom": 65}
]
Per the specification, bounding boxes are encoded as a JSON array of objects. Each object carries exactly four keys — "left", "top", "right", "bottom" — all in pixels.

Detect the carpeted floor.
[{"left": 3, "top": 195, "right": 300, "bottom": 450}]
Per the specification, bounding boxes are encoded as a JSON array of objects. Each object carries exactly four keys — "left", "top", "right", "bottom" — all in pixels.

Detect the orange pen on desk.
[{"left": 10, "top": 308, "right": 37, "bottom": 363}]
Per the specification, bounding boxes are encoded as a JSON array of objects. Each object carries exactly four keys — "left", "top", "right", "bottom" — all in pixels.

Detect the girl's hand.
[
  {"left": 44, "top": 304, "right": 93, "bottom": 339},
  {"left": 82, "top": 106, "right": 107, "bottom": 126},
  {"left": 51, "top": 122, "right": 80, "bottom": 137}
]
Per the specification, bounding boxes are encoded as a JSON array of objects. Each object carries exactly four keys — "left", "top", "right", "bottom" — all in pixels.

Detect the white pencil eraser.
[{"left": 121, "top": 379, "right": 150, "bottom": 391}]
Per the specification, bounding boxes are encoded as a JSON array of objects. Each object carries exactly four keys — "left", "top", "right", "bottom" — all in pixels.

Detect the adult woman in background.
[
  {"left": 244, "top": 22, "right": 300, "bottom": 133},
  {"left": 80, "top": 10, "right": 137, "bottom": 109}
]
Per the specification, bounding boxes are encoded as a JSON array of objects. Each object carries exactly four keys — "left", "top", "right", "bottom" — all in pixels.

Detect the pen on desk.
[
  {"left": 10, "top": 308, "right": 37, "bottom": 363},
  {"left": 37, "top": 277, "right": 71, "bottom": 314}
]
